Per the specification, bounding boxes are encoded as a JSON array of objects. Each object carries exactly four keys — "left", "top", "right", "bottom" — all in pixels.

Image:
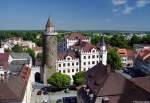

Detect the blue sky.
[{"left": 0, "top": 0, "right": 150, "bottom": 31}]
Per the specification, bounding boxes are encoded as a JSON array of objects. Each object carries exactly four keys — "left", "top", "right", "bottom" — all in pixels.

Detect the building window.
[
  {"left": 92, "top": 55, "right": 95, "bottom": 58},
  {"left": 76, "top": 62, "right": 78, "bottom": 65},
  {"left": 84, "top": 62, "right": 86, "bottom": 65},
  {"left": 68, "top": 63, "right": 70, "bottom": 66},
  {"left": 72, "top": 63, "right": 74, "bottom": 66},
  {"left": 97, "top": 55, "right": 99, "bottom": 58},
  {"left": 67, "top": 58, "right": 70, "bottom": 60},
  {"left": 88, "top": 56, "right": 90, "bottom": 59},
  {"left": 59, "top": 70, "right": 61, "bottom": 73},
  {"left": 92, "top": 50, "right": 95, "bottom": 53},
  {"left": 92, "top": 61, "right": 95, "bottom": 64},
  {"left": 59, "top": 64, "right": 61, "bottom": 67},
  {"left": 76, "top": 68, "right": 78, "bottom": 72},
  {"left": 84, "top": 68, "right": 86, "bottom": 71},
  {"left": 97, "top": 61, "right": 99, "bottom": 64},
  {"left": 68, "top": 69, "right": 70, "bottom": 73},
  {"left": 72, "top": 69, "right": 74, "bottom": 72},
  {"left": 63, "top": 63, "right": 65, "bottom": 67},
  {"left": 63, "top": 70, "right": 65, "bottom": 73},
  {"left": 79, "top": 68, "right": 81, "bottom": 71},
  {"left": 88, "top": 61, "right": 90, "bottom": 65},
  {"left": 100, "top": 55, "right": 102, "bottom": 58},
  {"left": 84, "top": 56, "right": 86, "bottom": 59}
]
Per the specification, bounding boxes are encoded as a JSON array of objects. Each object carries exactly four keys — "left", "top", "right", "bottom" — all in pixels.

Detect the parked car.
[
  {"left": 56, "top": 99, "right": 63, "bottom": 103},
  {"left": 37, "top": 90, "right": 42, "bottom": 95},
  {"left": 43, "top": 91, "right": 48, "bottom": 95}
]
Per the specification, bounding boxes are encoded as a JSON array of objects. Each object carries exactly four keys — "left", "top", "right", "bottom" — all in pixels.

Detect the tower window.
[
  {"left": 83, "top": 56, "right": 86, "bottom": 59},
  {"left": 84, "top": 62, "right": 86, "bottom": 65},
  {"left": 88, "top": 56, "right": 90, "bottom": 59},
  {"left": 76, "top": 62, "right": 78, "bottom": 65},
  {"left": 88, "top": 61, "right": 90, "bottom": 65}
]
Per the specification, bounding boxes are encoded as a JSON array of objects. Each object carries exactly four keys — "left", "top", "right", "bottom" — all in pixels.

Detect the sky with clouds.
[{"left": 0, "top": 0, "right": 150, "bottom": 31}]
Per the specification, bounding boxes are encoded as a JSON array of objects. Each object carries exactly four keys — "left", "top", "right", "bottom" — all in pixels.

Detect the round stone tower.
[{"left": 42, "top": 17, "right": 57, "bottom": 84}]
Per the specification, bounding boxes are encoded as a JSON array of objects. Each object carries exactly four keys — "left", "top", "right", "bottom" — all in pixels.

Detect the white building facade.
[{"left": 56, "top": 33, "right": 107, "bottom": 80}]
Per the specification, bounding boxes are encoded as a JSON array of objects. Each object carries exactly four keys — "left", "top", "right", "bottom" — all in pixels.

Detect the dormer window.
[{"left": 92, "top": 49, "right": 95, "bottom": 53}]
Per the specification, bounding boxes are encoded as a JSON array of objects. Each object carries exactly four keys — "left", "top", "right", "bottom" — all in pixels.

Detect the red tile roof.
[
  {"left": 71, "top": 41, "right": 97, "bottom": 52},
  {"left": 57, "top": 51, "right": 78, "bottom": 60},
  {"left": 0, "top": 53, "right": 9, "bottom": 70},
  {"left": 131, "top": 76, "right": 150, "bottom": 93},
  {"left": 79, "top": 63, "right": 150, "bottom": 103},
  {"left": 0, "top": 65, "right": 31, "bottom": 102},
  {"left": 137, "top": 48, "right": 150, "bottom": 61},
  {"left": 117, "top": 49, "right": 135, "bottom": 59},
  {"left": 65, "top": 32, "right": 88, "bottom": 40},
  {"left": 32, "top": 46, "right": 42, "bottom": 51}
]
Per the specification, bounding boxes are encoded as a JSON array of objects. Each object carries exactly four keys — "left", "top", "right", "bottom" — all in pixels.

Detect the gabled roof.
[
  {"left": 10, "top": 53, "right": 31, "bottom": 60},
  {"left": 65, "top": 32, "right": 88, "bottom": 40},
  {"left": 117, "top": 48, "right": 135, "bottom": 59},
  {"left": 137, "top": 48, "right": 150, "bottom": 61},
  {"left": 0, "top": 65, "right": 31, "bottom": 102},
  {"left": 84, "top": 63, "right": 150, "bottom": 103},
  {"left": 71, "top": 41, "right": 97, "bottom": 52},
  {"left": 57, "top": 51, "right": 78, "bottom": 60},
  {"left": 0, "top": 53, "right": 9, "bottom": 70},
  {"left": 131, "top": 76, "right": 150, "bottom": 93}
]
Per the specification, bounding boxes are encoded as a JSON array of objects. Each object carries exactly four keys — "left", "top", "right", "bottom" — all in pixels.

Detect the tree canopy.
[
  {"left": 73, "top": 72, "right": 85, "bottom": 86},
  {"left": 107, "top": 48, "right": 122, "bottom": 70},
  {"left": 12, "top": 44, "right": 23, "bottom": 53},
  {"left": 110, "top": 34, "right": 128, "bottom": 48},
  {"left": 47, "top": 73, "right": 71, "bottom": 89}
]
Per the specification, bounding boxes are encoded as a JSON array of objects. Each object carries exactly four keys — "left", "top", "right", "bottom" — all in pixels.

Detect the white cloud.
[
  {"left": 136, "top": 0, "right": 150, "bottom": 8},
  {"left": 113, "top": 8, "right": 119, "bottom": 13},
  {"left": 122, "top": 6, "right": 134, "bottom": 15},
  {"left": 112, "top": 0, "right": 127, "bottom": 6}
]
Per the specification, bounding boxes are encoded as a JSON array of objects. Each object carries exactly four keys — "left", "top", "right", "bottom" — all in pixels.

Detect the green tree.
[
  {"left": 4, "top": 48, "right": 11, "bottom": 53},
  {"left": 107, "top": 48, "right": 122, "bottom": 70},
  {"left": 129, "top": 34, "right": 141, "bottom": 45},
  {"left": 73, "top": 72, "right": 85, "bottom": 86},
  {"left": 36, "top": 53, "right": 42, "bottom": 60},
  {"left": 12, "top": 44, "right": 23, "bottom": 53},
  {"left": 47, "top": 73, "right": 71, "bottom": 89},
  {"left": 91, "top": 35, "right": 100, "bottom": 45},
  {"left": 111, "top": 34, "right": 128, "bottom": 48}
]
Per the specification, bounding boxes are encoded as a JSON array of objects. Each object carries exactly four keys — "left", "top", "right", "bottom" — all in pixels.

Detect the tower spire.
[
  {"left": 99, "top": 33, "right": 107, "bottom": 66},
  {"left": 46, "top": 17, "right": 53, "bottom": 28}
]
